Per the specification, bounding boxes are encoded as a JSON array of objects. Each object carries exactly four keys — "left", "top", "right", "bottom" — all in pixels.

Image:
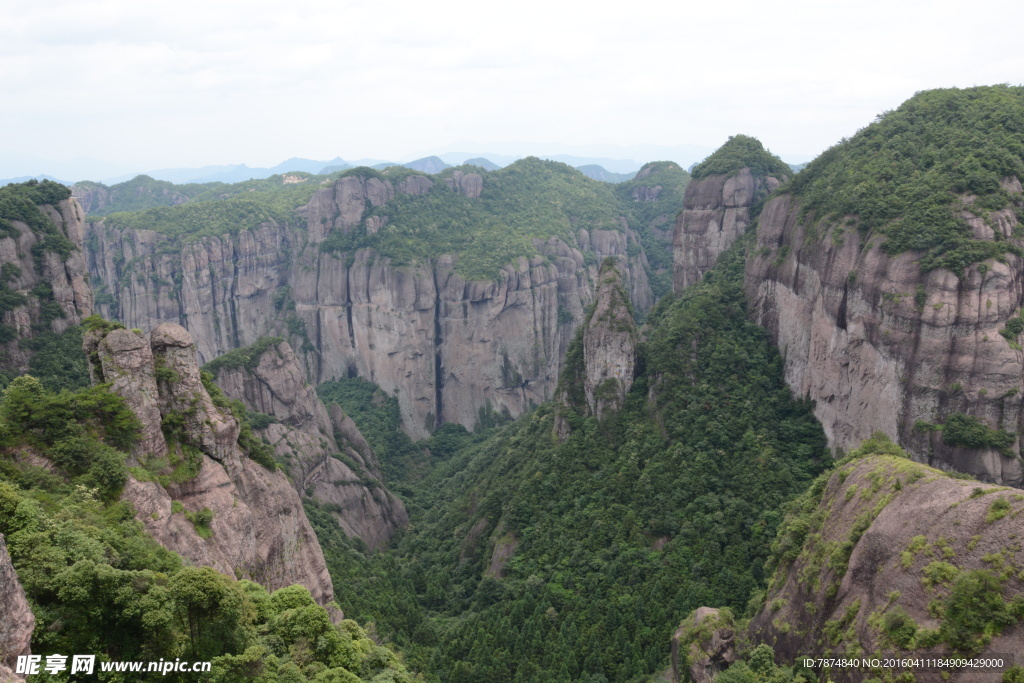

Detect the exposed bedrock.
[
  {"left": 211, "top": 339, "right": 408, "bottom": 550},
  {"left": 745, "top": 192, "right": 1024, "bottom": 485},
  {"left": 84, "top": 324, "right": 334, "bottom": 603},
  {"left": 86, "top": 174, "right": 654, "bottom": 438}
]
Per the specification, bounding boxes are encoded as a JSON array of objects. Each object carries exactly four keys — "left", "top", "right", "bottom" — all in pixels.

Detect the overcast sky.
[{"left": 3, "top": 0, "right": 1023, "bottom": 179}]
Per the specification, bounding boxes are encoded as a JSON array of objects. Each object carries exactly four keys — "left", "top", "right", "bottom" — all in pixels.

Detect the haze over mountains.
[{"left": 0, "top": 143, "right": 815, "bottom": 188}]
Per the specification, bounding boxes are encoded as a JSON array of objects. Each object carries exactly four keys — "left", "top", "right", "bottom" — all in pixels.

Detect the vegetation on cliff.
[
  {"left": 788, "top": 85, "right": 1024, "bottom": 274},
  {"left": 95, "top": 158, "right": 687, "bottom": 281},
  {"left": 307, "top": 242, "right": 828, "bottom": 681},
  {"left": 689, "top": 135, "right": 790, "bottom": 181},
  {"left": 0, "top": 374, "right": 419, "bottom": 681},
  {"left": 321, "top": 157, "right": 640, "bottom": 280}
]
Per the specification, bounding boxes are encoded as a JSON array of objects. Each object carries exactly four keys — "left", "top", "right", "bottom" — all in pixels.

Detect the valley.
[{"left": 1, "top": 85, "right": 1024, "bottom": 682}]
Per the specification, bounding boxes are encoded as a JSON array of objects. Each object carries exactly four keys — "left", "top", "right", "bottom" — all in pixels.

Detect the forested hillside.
[
  {"left": 0, "top": 368, "right": 417, "bottom": 682},
  {"left": 310, "top": 243, "right": 829, "bottom": 681}
]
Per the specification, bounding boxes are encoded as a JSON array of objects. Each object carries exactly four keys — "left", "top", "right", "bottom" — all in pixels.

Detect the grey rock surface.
[
  {"left": 86, "top": 174, "right": 653, "bottom": 438},
  {"left": 213, "top": 340, "right": 408, "bottom": 550},
  {"left": 88, "top": 324, "right": 335, "bottom": 603},
  {"left": 745, "top": 189, "right": 1024, "bottom": 485},
  {"left": 673, "top": 168, "right": 782, "bottom": 293},
  {"left": 0, "top": 534, "right": 33, "bottom": 678}
]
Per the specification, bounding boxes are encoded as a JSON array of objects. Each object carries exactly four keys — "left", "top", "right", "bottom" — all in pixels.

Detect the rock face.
[
  {"left": 582, "top": 263, "right": 638, "bottom": 421},
  {"left": 673, "top": 167, "right": 782, "bottom": 293},
  {"left": 749, "top": 453, "right": 1024, "bottom": 682},
  {"left": 83, "top": 323, "right": 334, "bottom": 603},
  {"left": 670, "top": 607, "right": 736, "bottom": 683},
  {"left": 0, "top": 195, "right": 91, "bottom": 372},
  {"left": 0, "top": 533, "right": 33, "bottom": 678},
  {"left": 85, "top": 172, "right": 654, "bottom": 438},
  {"left": 554, "top": 262, "right": 637, "bottom": 437},
  {"left": 746, "top": 192, "right": 1024, "bottom": 485},
  {"left": 211, "top": 339, "right": 408, "bottom": 550},
  {"left": 71, "top": 178, "right": 195, "bottom": 216}
]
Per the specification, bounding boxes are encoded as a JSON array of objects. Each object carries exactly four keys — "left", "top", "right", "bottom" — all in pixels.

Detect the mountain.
[
  {"left": 206, "top": 337, "right": 408, "bottom": 550},
  {"left": 72, "top": 175, "right": 215, "bottom": 216},
  {"left": 745, "top": 85, "right": 1024, "bottom": 485},
  {"left": 83, "top": 320, "right": 335, "bottom": 602},
  {"left": 672, "top": 135, "right": 790, "bottom": 293},
  {"left": 575, "top": 164, "right": 637, "bottom": 183},
  {"left": 6, "top": 85, "right": 1024, "bottom": 683},
  {"left": 0, "top": 174, "right": 70, "bottom": 187},
  {"left": 309, "top": 248, "right": 829, "bottom": 680},
  {"left": 402, "top": 156, "right": 450, "bottom": 173},
  {"left": 0, "top": 180, "right": 92, "bottom": 386},
  {"left": 461, "top": 157, "right": 501, "bottom": 171},
  {"left": 673, "top": 435, "right": 1024, "bottom": 682},
  {"left": 106, "top": 156, "right": 351, "bottom": 185},
  {"left": 83, "top": 159, "right": 687, "bottom": 438}
]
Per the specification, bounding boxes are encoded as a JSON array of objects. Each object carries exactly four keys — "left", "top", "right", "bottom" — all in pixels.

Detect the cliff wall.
[
  {"left": 0, "top": 534, "right": 33, "bottom": 681},
  {"left": 673, "top": 167, "right": 782, "bottom": 293},
  {"left": 745, "top": 193, "right": 1024, "bottom": 485},
  {"left": 85, "top": 172, "right": 656, "bottom": 438},
  {"left": 748, "top": 452, "right": 1024, "bottom": 682},
  {"left": 211, "top": 339, "right": 408, "bottom": 550},
  {"left": 0, "top": 192, "right": 91, "bottom": 371},
  {"left": 84, "top": 323, "right": 335, "bottom": 603}
]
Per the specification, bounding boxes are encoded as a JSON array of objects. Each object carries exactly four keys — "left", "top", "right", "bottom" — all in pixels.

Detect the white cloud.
[{"left": 2, "top": 0, "right": 1022, "bottom": 177}]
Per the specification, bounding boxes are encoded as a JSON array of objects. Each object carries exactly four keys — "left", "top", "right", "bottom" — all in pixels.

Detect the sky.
[{"left": 3, "top": 0, "right": 1023, "bottom": 180}]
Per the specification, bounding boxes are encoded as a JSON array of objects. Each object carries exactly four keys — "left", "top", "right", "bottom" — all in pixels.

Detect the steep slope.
[
  {"left": 673, "top": 135, "right": 788, "bottom": 293},
  {"left": 0, "top": 180, "right": 92, "bottom": 382},
  {"left": 747, "top": 436, "right": 1024, "bottom": 682},
  {"left": 312, "top": 243, "right": 828, "bottom": 681},
  {"left": 555, "top": 260, "right": 637, "bottom": 437},
  {"left": 72, "top": 175, "right": 211, "bottom": 216},
  {"left": 85, "top": 159, "right": 684, "bottom": 437},
  {"left": 83, "top": 320, "right": 334, "bottom": 603},
  {"left": 207, "top": 338, "right": 408, "bottom": 550},
  {"left": 0, "top": 534, "right": 32, "bottom": 680},
  {"left": 745, "top": 86, "right": 1024, "bottom": 484},
  {"left": 617, "top": 161, "right": 691, "bottom": 298}
]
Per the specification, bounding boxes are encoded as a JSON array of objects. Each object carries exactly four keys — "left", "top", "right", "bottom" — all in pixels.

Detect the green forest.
[
  {"left": 689, "top": 136, "right": 791, "bottom": 182},
  {"left": 310, "top": 241, "right": 829, "bottom": 682},
  {"left": 6, "top": 84, "right": 1024, "bottom": 682},
  {"left": 95, "top": 158, "right": 687, "bottom": 282},
  {"left": 787, "top": 85, "right": 1024, "bottom": 274},
  {"left": 0, "top": 368, "right": 418, "bottom": 682}
]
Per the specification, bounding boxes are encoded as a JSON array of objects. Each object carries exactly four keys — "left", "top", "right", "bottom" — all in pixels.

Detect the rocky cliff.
[
  {"left": 0, "top": 181, "right": 92, "bottom": 372},
  {"left": 85, "top": 166, "right": 666, "bottom": 438},
  {"left": 72, "top": 176, "right": 200, "bottom": 216},
  {"left": 672, "top": 136, "right": 788, "bottom": 294},
  {"left": 554, "top": 261, "right": 637, "bottom": 437},
  {"left": 83, "top": 322, "right": 334, "bottom": 603},
  {"left": 0, "top": 533, "right": 33, "bottom": 681},
  {"left": 209, "top": 338, "right": 408, "bottom": 550},
  {"left": 673, "top": 167, "right": 782, "bottom": 292},
  {"left": 747, "top": 193, "right": 1024, "bottom": 485},
  {"left": 748, "top": 446, "right": 1024, "bottom": 682},
  {"left": 744, "top": 89, "right": 1024, "bottom": 485}
]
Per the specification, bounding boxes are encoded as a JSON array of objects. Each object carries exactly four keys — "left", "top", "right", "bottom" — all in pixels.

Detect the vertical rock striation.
[
  {"left": 210, "top": 339, "right": 408, "bottom": 550},
  {"left": 554, "top": 261, "right": 637, "bottom": 437},
  {"left": 745, "top": 193, "right": 1024, "bottom": 485},
  {"left": 673, "top": 167, "right": 783, "bottom": 294},
  {"left": 84, "top": 323, "right": 335, "bottom": 603},
  {"left": 85, "top": 172, "right": 657, "bottom": 438},
  {"left": 0, "top": 190, "right": 91, "bottom": 372},
  {"left": 582, "top": 263, "right": 638, "bottom": 421},
  {"left": 0, "top": 533, "right": 33, "bottom": 681}
]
